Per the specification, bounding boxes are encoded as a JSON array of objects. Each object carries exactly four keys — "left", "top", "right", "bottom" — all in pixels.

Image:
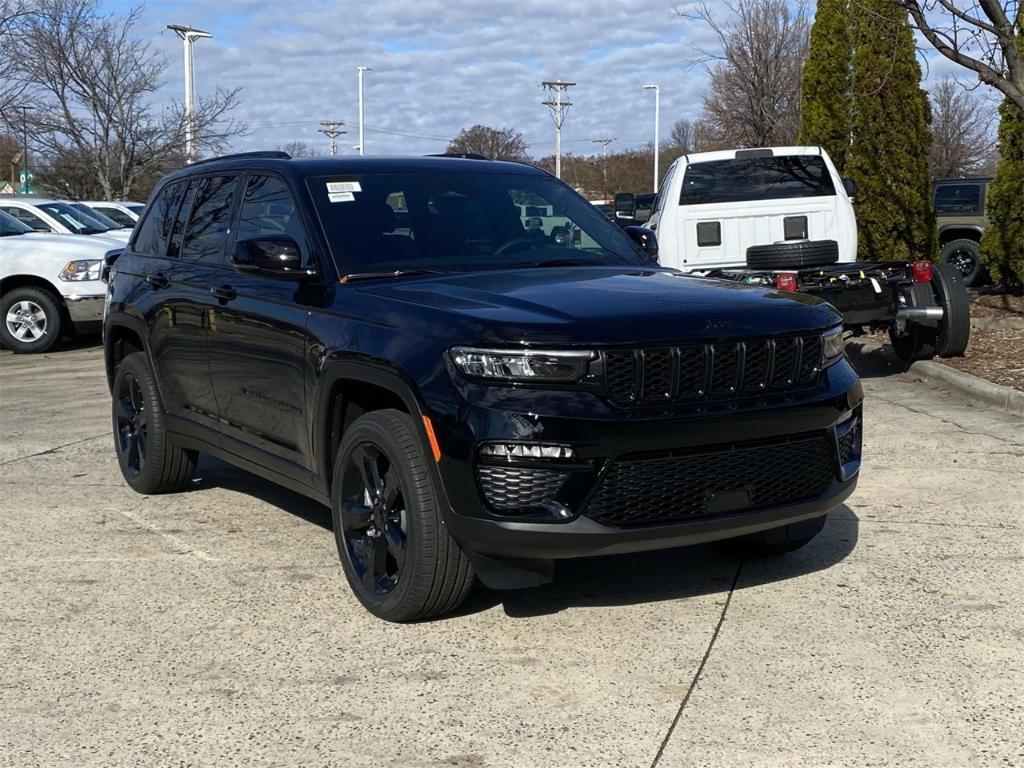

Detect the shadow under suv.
[{"left": 103, "top": 152, "right": 863, "bottom": 621}]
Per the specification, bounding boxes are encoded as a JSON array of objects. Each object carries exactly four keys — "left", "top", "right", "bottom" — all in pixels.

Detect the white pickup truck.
[
  {"left": 645, "top": 146, "right": 970, "bottom": 362},
  {"left": 0, "top": 211, "right": 111, "bottom": 353}
]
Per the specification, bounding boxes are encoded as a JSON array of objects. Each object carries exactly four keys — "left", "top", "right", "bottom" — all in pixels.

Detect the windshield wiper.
[
  {"left": 341, "top": 268, "right": 446, "bottom": 283},
  {"left": 515, "top": 258, "right": 596, "bottom": 268}
]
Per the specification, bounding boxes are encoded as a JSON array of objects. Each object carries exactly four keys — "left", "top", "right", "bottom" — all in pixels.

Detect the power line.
[{"left": 318, "top": 120, "right": 346, "bottom": 156}]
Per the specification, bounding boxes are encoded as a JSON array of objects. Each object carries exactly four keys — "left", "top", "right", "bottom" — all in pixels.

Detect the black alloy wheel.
[
  {"left": 339, "top": 443, "right": 408, "bottom": 595},
  {"left": 116, "top": 371, "right": 148, "bottom": 477}
]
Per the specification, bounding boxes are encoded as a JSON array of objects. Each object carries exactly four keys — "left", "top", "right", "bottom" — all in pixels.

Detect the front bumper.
[
  {"left": 64, "top": 294, "right": 105, "bottom": 326},
  {"left": 428, "top": 358, "right": 863, "bottom": 562}
]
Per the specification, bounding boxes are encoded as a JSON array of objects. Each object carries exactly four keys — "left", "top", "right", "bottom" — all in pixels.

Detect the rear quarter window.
[
  {"left": 680, "top": 156, "right": 836, "bottom": 205},
  {"left": 934, "top": 184, "right": 981, "bottom": 216},
  {"left": 133, "top": 183, "right": 184, "bottom": 256}
]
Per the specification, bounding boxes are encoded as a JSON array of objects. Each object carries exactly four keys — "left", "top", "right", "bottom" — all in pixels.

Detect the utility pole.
[
  {"left": 541, "top": 80, "right": 576, "bottom": 180},
  {"left": 642, "top": 84, "right": 661, "bottom": 193},
  {"left": 356, "top": 66, "right": 372, "bottom": 155},
  {"left": 19, "top": 106, "right": 29, "bottom": 193},
  {"left": 591, "top": 137, "right": 616, "bottom": 196},
  {"left": 318, "top": 121, "right": 347, "bottom": 156},
  {"left": 167, "top": 24, "right": 212, "bottom": 164}
]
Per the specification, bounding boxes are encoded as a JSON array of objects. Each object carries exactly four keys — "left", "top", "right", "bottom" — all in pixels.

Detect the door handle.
[
  {"left": 146, "top": 272, "right": 169, "bottom": 289},
  {"left": 210, "top": 285, "right": 237, "bottom": 302}
]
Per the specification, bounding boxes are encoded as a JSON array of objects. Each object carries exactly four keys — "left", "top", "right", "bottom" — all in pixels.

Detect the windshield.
[
  {"left": 308, "top": 171, "right": 647, "bottom": 273},
  {"left": 126, "top": 204, "right": 146, "bottom": 215},
  {"left": 70, "top": 203, "right": 124, "bottom": 230},
  {"left": 681, "top": 156, "right": 836, "bottom": 205},
  {"left": 36, "top": 202, "right": 108, "bottom": 235},
  {"left": 0, "top": 210, "right": 32, "bottom": 236}
]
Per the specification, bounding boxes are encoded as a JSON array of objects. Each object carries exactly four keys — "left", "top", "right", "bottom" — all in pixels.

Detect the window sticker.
[
  {"left": 327, "top": 181, "right": 361, "bottom": 194},
  {"left": 328, "top": 191, "right": 355, "bottom": 203}
]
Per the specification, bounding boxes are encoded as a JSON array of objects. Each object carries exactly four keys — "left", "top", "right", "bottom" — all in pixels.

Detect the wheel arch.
[
  {"left": 314, "top": 360, "right": 431, "bottom": 492},
  {"left": 104, "top": 314, "right": 151, "bottom": 394},
  {"left": 937, "top": 225, "right": 983, "bottom": 244},
  {"left": 0, "top": 274, "right": 66, "bottom": 304}
]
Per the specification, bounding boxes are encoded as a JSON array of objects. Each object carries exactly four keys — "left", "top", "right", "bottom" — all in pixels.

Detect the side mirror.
[
  {"left": 100, "top": 248, "right": 123, "bottom": 283},
  {"left": 232, "top": 235, "right": 310, "bottom": 279},
  {"left": 624, "top": 226, "right": 658, "bottom": 261},
  {"left": 842, "top": 178, "right": 856, "bottom": 199},
  {"left": 614, "top": 192, "right": 636, "bottom": 220}
]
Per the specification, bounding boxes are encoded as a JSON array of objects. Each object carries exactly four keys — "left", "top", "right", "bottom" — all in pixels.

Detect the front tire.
[
  {"left": 331, "top": 410, "right": 473, "bottom": 622},
  {"left": 931, "top": 263, "right": 971, "bottom": 358},
  {"left": 1, "top": 286, "right": 63, "bottom": 354},
  {"left": 112, "top": 352, "right": 197, "bottom": 494}
]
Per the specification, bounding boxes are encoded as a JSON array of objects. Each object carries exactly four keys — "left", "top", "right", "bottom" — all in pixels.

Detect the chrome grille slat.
[{"left": 603, "top": 334, "right": 823, "bottom": 406}]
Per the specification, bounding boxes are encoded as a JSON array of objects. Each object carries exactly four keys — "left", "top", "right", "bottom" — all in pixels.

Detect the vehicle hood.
[
  {"left": 0, "top": 232, "right": 115, "bottom": 283},
  {"left": 356, "top": 266, "right": 841, "bottom": 345}
]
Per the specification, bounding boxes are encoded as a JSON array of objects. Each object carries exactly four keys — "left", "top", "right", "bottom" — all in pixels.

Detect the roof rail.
[
  {"left": 191, "top": 150, "right": 291, "bottom": 166},
  {"left": 426, "top": 153, "right": 490, "bottom": 161}
]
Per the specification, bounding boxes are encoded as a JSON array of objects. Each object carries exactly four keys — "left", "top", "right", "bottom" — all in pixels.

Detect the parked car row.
[{"left": 0, "top": 196, "right": 144, "bottom": 353}]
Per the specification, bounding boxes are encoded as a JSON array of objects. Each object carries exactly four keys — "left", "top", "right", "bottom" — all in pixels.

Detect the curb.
[{"left": 847, "top": 339, "right": 1024, "bottom": 418}]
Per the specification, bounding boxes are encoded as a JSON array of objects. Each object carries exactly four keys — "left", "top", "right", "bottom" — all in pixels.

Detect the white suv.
[
  {"left": 0, "top": 211, "right": 111, "bottom": 353},
  {"left": 647, "top": 147, "right": 856, "bottom": 272}
]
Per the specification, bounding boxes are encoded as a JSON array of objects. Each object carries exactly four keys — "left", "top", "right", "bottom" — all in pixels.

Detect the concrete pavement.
[{"left": 1, "top": 342, "right": 1021, "bottom": 767}]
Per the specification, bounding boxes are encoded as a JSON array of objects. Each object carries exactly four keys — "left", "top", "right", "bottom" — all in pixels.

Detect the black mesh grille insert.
[
  {"left": 710, "top": 343, "right": 739, "bottom": 394},
  {"left": 741, "top": 340, "right": 770, "bottom": 392},
  {"left": 771, "top": 339, "right": 799, "bottom": 388},
  {"left": 642, "top": 349, "right": 674, "bottom": 401},
  {"left": 838, "top": 418, "right": 861, "bottom": 466},
  {"left": 583, "top": 433, "right": 836, "bottom": 527},
  {"left": 605, "top": 351, "right": 637, "bottom": 403},
  {"left": 799, "top": 336, "right": 822, "bottom": 384},
  {"left": 477, "top": 465, "right": 568, "bottom": 511},
  {"left": 602, "top": 333, "right": 823, "bottom": 406},
  {"left": 677, "top": 345, "right": 706, "bottom": 398}
]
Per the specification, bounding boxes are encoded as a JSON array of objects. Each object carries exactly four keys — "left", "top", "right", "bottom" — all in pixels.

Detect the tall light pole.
[
  {"left": 542, "top": 80, "right": 576, "bottom": 180},
  {"left": 168, "top": 24, "right": 212, "bottom": 164},
  {"left": 642, "top": 84, "right": 660, "bottom": 193},
  {"left": 356, "top": 66, "right": 372, "bottom": 156},
  {"left": 592, "top": 137, "right": 616, "bottom": 196}
]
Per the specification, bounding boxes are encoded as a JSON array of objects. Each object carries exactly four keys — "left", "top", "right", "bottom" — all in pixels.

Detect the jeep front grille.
[{"left": 601, "top": 334, "right": 823, "bottom": 405}]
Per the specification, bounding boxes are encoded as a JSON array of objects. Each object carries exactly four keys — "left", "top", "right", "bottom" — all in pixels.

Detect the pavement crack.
[
  {"left": 0, "top": 432, "right": 110, "bottom": 467},
  {"left": 650, "top": 559, "right": 744, "bottom": 768}
]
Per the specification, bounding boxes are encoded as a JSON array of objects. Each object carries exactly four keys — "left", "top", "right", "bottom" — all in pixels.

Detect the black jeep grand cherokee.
[{"left": 103, "top": 152, "right": 862, "bottom": 621}]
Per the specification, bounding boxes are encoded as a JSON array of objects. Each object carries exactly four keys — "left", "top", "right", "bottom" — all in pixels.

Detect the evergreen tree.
[
  {"left": 980, "top": 24, "right": 1024, "bottom": 288},
  {"left": 981, "top": 96, "right": 1024, "bottom": 287},
  {"left": 847, "top": 0, "right": 935, "bottom": 261},
  {"left": 798, "top": 0, "right": 852, "bottom": 173}
]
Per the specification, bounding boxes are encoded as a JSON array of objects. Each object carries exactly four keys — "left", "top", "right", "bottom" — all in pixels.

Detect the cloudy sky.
[{"left": 105, "top": 0, "right": 981, "bottom": 159}]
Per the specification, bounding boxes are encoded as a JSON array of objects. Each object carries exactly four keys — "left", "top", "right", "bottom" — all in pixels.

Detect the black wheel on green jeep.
[
  {"left": 331, "top": 409, "right": 474, "bottom": 622},
  {"left": 112, "top": 352, "right": 198, "bottom": 494},
  {"left": 940, "top": 238, "right": 983, "bottom": 287},
  {"left": 717, "top": 515, "right": 828, "bottom": 557}
]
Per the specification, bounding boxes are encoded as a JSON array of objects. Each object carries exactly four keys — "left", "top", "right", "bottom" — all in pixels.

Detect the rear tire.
[
  {"left": 940, "top": 238, "right": 983, "bottom": 287},
  {"left": 331, "top": 409, "right": 474, "bottom": 622},
  {"left": 889, "top": 322, "right": 935, "bottom": 363},
  {"left": 1, "top": 286, "right": 63, "bottom": 354},
  {"left": 931, "top": 263, "right": 971, "bottom": 358},
  {"left": 718, "top": 515, "right": 827, "bottom": 557},
  {"left": 112, "top": 352, "right": 197, "bottom": 494}
]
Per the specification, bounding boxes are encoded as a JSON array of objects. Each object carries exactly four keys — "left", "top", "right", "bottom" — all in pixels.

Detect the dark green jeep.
[{"left": 933, "top": 177, "right": 992, "bottom": 287}]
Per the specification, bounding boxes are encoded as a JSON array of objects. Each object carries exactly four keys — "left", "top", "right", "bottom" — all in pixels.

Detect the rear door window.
[
  {"left": 934, "top": 184, "right": 981, "bottom": 215},
  {"left": 181, "top": 175, "right": 239, "bottom": 264},
  {"left": 133, "top": 182, "right": 184, "bottom": 256},
  {"left": 680, "top": 156, "right": 836, "bottom": 205},
  {"left": 167, "top": 180, "right": 199, "bottom": 259}
]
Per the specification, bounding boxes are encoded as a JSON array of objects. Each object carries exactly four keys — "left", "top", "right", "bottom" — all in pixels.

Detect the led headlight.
[
  {"left": 451, "top": 347, "right": 593, "bottom": 382},
  {"left": 59, "top": 259, "right": 102, "bottom": 282},
  {"left": 822, "top": 326, "right": 844, "bottom": 365}
]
